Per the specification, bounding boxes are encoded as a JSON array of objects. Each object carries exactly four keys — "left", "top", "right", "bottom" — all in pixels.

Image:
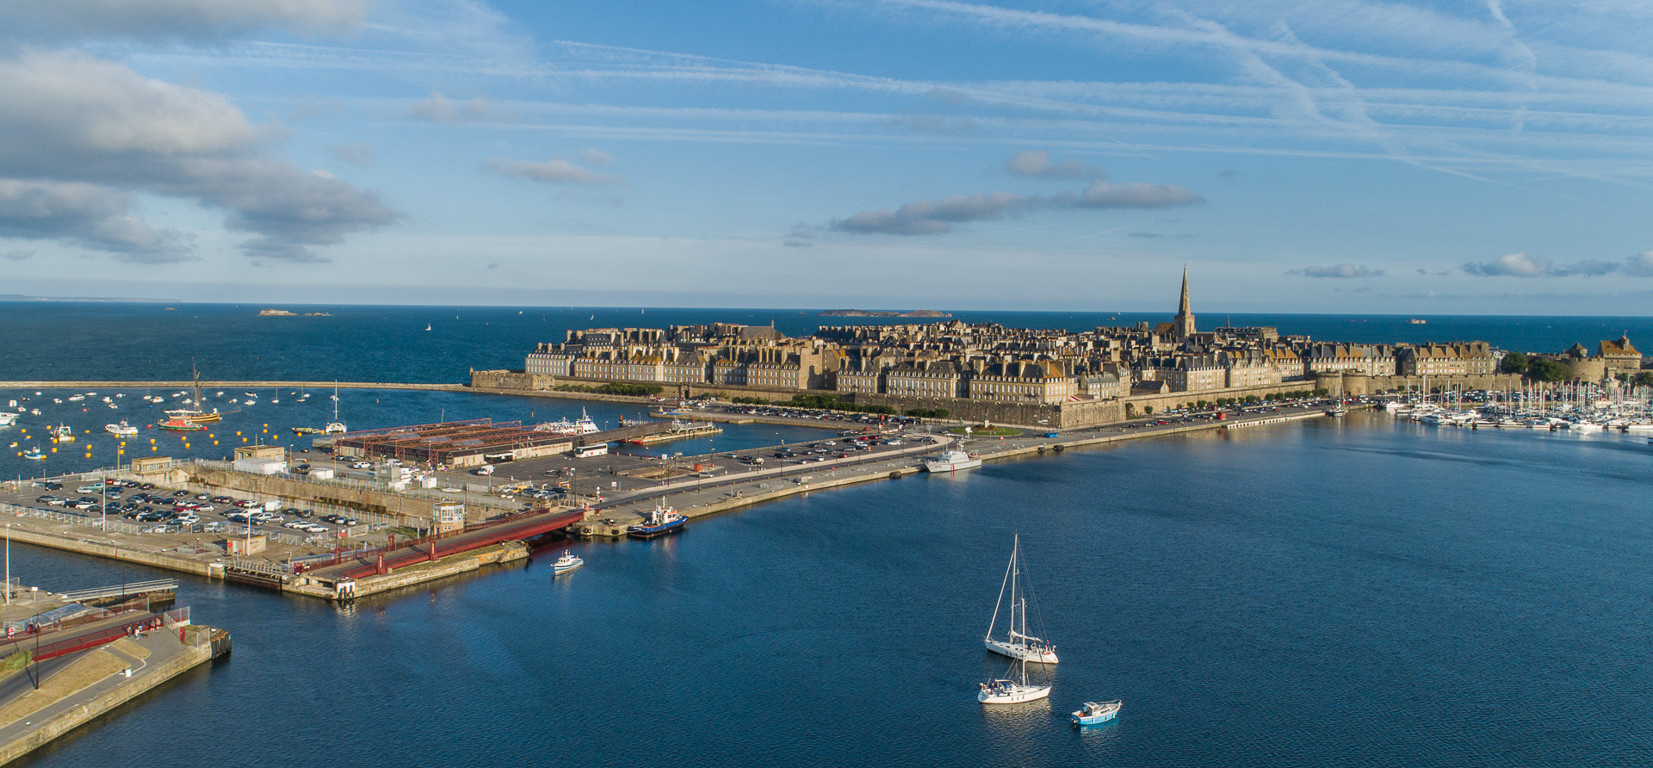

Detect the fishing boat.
[
  {"left": 626, "top": 500, "right": 686, "bottom": 539},
  {"left": 924, "top": 447, "right": 981, "bottom": 473},
  {"left": 21, "top": 447, "right": 45, "bottom": 461},
  {"left": 984, "top": 535, "right": 1058, "bottom": 664},
  {"left": 1071, "top": 700, "right": 1122, "bottom": 726},
  {"left": 551, "top": 550, "right": 585, "bottom": 575},
  {"left": 158, "top": 418, "right": 206, "bottom": 432},
  {"left": 104, "top": 421, "right": 139, "bottom": 437},
  {"left": 50, "top": 424, "right": 75, "bottom": 442},
  {"left": 978, "top": 536, "right": 1054, "bottom": 705}
]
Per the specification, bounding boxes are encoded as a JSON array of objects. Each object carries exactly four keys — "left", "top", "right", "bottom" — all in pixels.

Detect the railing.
[{"left": 60, "top": 579, "right": 177, "bottom": 603}]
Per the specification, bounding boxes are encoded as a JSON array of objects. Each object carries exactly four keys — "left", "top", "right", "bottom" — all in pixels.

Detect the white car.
[
  {"left": 351, "top": 462, "right": 372, "bottom": 469},
  {"left": 305, "top": 524, "right": 330, "bottom": 534},
  {"left": 284, "top": 520, "right": 309, "bottom": 530}
]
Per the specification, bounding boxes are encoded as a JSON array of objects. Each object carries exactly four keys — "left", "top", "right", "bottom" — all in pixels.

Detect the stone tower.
[{"left": 1173, "top": 266, "right": 1196, "bottom": 339}]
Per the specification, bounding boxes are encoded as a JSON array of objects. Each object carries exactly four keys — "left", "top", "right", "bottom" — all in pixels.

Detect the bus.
[{"left": 573, "top": 444, "right": 609, "bottom": 459}]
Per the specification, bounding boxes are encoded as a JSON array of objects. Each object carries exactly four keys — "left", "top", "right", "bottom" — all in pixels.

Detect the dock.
[{"left": 0, "top": 608, "right": 229, "bottom": 767}]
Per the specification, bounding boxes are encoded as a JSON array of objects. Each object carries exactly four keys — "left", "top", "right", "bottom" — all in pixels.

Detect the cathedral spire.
[
  {"left": 1173, "top": 266, "right": 1195, "bottom": 339},
  {"left": 1178, "top": 265, "right": 1191, "bottom": 317}
]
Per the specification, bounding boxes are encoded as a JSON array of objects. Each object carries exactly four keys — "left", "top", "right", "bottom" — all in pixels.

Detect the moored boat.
[
  {"left": 1072, "top": 700, "right": 1122, "bottom": 726},
  {"left": 978, "top": 535, "right": 1053, "bottom": 705},
  {"left": 984, "top": 535, "right": 1058, "bottom": 664},
  {"left": 105, "top": 421, "right": 139, "bottom": 437},
  {"left": 626, "top": 501, "right": 686, "bottom": 539},
  {"left": 0, "top": 412, "right": 18, "bottom": 427},
  {"left": 551, "top": 550, "right": 585, "bottom": 575},
  {"left": 50, "top": 424, "right": 74, "bottom": 442},
  {"left": 924, "top": 447, "right": 981, "bottom": 473},
  {"left": 159, "top": 418, "right": 206, "bottom": 432}
]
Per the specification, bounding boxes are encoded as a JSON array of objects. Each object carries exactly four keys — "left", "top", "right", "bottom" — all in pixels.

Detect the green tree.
[
  {"left": 1525, "top": 357, "right": 1571, "bottom": 383},
  {"left": 1499, "top": 351, "right": 1529, "bottom": 374},
  {"left": 1633, "top": 371, "right": 1653, "bottom": 388}
]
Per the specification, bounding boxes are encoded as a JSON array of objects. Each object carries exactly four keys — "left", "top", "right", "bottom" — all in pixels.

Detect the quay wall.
[
  {"left": 0, "top": 630, "right": 222, "bottom": 767},
  {"left": 1, "top": 523, "right": 214, "bottom": 578},
  {"left": 0, "top": 380, "right": 462, "bottom": 391}
]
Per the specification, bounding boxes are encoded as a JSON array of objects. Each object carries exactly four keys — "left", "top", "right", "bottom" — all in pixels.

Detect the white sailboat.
[
  {"left": 978, "top": 534, "right": 1054, "bottom": 704},
  {"left": 324, "top": 382, "right": 347, "bottom": 434},
  {"left": 984, "top": 535, "right": 1058, "bottom": 664}
]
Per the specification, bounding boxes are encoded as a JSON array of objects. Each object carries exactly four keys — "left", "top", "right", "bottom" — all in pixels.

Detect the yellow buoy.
[{"left": 213, "top": 440, "right": 219, "bottom": 445}]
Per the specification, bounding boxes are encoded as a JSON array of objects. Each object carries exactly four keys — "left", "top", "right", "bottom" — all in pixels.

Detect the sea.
[{"left": 2, "top": 303, "right": 1651, "bottom": 767}]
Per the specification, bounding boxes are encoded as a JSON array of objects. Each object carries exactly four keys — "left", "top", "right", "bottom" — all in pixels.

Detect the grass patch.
[
  {"left": 0, "top": 648, "right": 128, "bottom": 725},
  {"left": 948, "top": 426, "right": 1023, "bottom": 437}
]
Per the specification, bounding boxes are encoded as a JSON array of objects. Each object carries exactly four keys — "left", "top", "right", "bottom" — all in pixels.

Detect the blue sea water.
[
  {"left": 2, "top": 305, "right": 1651, "bottom": 767},
  {"left": 10, "top": 412, "right": 1652, "bottom": 767},
  {"left": 1, "top": 302, "right": 1649, "bottom": 383}
]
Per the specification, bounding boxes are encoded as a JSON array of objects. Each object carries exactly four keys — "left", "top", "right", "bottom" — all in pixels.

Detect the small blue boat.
[
  {"left": 1071, "top": 700, "right": 1121, "bottom": 726},
  {"left": 626, "top": 501, "right": 686, "bottom": 539},
  {"left": 551, "top": 550, "right": 584, "bottom": 575}
]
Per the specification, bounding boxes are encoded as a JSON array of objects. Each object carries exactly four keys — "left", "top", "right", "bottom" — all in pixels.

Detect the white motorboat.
[
  {"left": 105, "top": 421, "right": 139, "bottom": 437},
  {"left": 924, "top": 447, "right": 981, "bottom": 473},
  {"left": 984, "top": 534, "right": 1058, "bottom": 664},
  {"left": 0, "top": 412, "right": 18, "bottom": 427},
  {"left": 551, "top": 551, "right": 584, "bottom": 575}
]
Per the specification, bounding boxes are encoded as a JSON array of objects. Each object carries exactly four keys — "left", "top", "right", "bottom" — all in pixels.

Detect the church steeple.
[{"left": 1173, "top": 266, "right": 1195, "bottom": 339}]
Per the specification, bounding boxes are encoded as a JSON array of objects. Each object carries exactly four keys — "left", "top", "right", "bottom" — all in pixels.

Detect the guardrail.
[{"left": 59, "top": 579, "right": 177, "bottom": 603}]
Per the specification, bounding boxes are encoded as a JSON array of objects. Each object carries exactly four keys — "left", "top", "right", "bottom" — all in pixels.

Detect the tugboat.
[
  {"left": 551, "top": 550, "right": 585, "bottom": 575},
  {"left": 626, "top": 500, "right": 687, "bottom": 539},
  {"left": 1071, "top": 700, "right": 1122, "bottom": 726}
]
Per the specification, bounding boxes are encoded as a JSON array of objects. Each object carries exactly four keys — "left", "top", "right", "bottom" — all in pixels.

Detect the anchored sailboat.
[
  {"left": 984, "top": 534, "right": 1058, "bottom": 664},
  {"left": 978, "top": 534, "right": 1054, "bottom": 705}
]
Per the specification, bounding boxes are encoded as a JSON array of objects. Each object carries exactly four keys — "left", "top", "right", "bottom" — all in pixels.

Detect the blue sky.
[{"left": 1, "top": 0, "right": 1651, "bottom": 314}]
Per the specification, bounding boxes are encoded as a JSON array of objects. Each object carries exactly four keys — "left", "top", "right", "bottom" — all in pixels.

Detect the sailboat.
[
  {"left": 324, "top": 382, "right": 347, "bottom": 434},
  {"left": 166, "top": 362, "right": 222, "bottom": 423},
  {"left": 984, "top": 535, "right": 1058, "bottom": 664},
  {"left": 978, "top": 535, "right": 1054, "bottom": 704}
]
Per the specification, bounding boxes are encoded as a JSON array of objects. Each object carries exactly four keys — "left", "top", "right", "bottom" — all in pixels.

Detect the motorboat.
[
  {"left": 626, "top": 500, "right": 686, "bottom": 539},
  {"left": 551, "top": 550, "right": 585, "bottom": 575},
  {"left": 1071, "top": 700, "right": 1122, "bottom": 726},
  {"left": 105, "top": 421, "right": 139, "bottom": 437},
  {"left": 924, "top": 447, "right": 981, "bottom": 473},
  {"left": 0, "top": 412, "right": 17, "bottom": 427},
  {"left": 21, "top": 447, "right": 45, "bottom": 461},
  {"left": 50, "top": 424, "right": 74, "bottom": 442}
]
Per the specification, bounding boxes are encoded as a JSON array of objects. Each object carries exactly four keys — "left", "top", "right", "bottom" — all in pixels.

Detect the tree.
[
  {"left": 1525, "top": 357, "right": 1570, "bottom": 383},
  {"left": 1634, "top": 371, "right": 1653, "bottom": 388},
  {"left": 1499, "top": 351, "right": 1529, "bottom": 375}
]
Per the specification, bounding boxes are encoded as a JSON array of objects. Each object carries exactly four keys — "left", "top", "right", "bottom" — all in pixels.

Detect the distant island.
[
  {"left": 819, "top": 309, "right": 952, "bottom": 318},
  {"left": 258, "top": 309, "right": 331, "bottom": 317}
]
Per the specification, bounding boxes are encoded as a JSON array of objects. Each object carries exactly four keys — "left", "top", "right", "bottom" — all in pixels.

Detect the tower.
[{"left": 1173, "top": 266, "right": 1196, "bottom": 339}]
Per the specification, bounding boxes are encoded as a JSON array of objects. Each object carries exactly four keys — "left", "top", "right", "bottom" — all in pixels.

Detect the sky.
[{"left": 1, "top": 0, "right": 1651, "bottom": 314}]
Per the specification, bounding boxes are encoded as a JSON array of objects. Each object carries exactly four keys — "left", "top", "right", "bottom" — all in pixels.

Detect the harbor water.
[{"left": 9, "top": 410, "right": 1652, "bottom": 767}]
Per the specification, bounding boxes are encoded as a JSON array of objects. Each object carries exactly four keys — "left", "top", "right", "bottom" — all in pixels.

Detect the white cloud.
[
  {"left": 0, "top": 50, "right": 396, "bottom": 262},
  {"left": 829, "top": 177, "right": 1203, "bottom": 235},
  {"left": 1287, "top": 264, "right": 1385, "bottom": 278},
  {"left": 407, "top": 91, "right": 497, "bottom": 123},
  {"left": 0, "top": 180, "right": 195, "bottom": 262},
  {"left": 482, "top": 158, "right": 622, "bottom": 186},
  {"left": 577, "top": 148, "right": 612, "bottom": 166},
  {"left": 1624, "top": 251, "right": 1653, "bottom": 277},
  {"left": 0, "top": 0, "right": 370, "bottom": 40},
  {"left": 1460, "top": 251, "right": 1653, "bottom": 277},
  {"left": 3, "top": 249, "right": 37, "bottom": 261},
  {"left": 1462, "top": 252, "right": 1550, "bottom": 277},
  {"left": 1006, "top": 150, "right": 1105, "bottom": 180}
]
